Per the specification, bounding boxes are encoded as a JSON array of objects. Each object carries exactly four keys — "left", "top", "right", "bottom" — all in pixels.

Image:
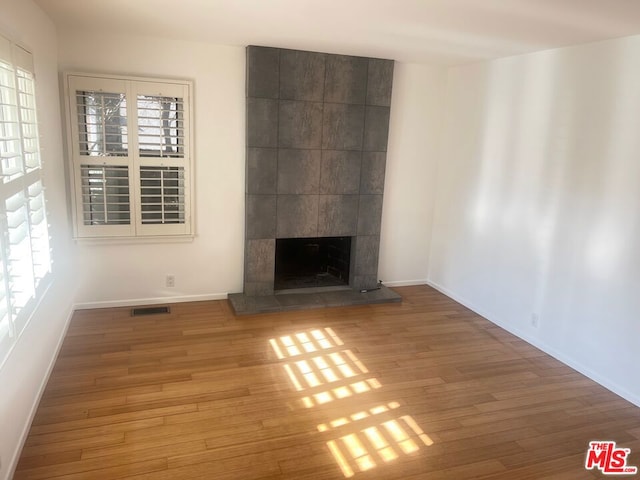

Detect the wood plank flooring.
[{"left": 14, "top": 285, "right": 640, "bottom": 479}]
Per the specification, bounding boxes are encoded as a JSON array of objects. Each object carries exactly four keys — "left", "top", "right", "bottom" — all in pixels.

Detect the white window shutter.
[
  {"left": 66, "top": 74, "right": 193, "bottom": 238},
  {"left": 0, "top": 34, "right": 52, "bottom": 368},
  {"left": 68, "top": 75, "right": 135, "bottom": 238}
]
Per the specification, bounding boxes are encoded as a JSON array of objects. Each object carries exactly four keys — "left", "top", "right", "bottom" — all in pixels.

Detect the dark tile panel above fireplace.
[
  {"left": 246, "top": 46, "right": 279, "bottom": 99},
  {"left": 244, "top": 46, "right": 394, "bottom": 297},
  {"left": 279, "top": 50, "right": 326, "bottom": 101},
  {"left": 276, "top": 195, "right": 319, "bottom": 238},
  {"left": 277, "top": 149, "right": 321, "bottom": 194},
  {"left": 247, "top": 98, "right": 278, "bottom": 148},
  {"left": 318, "top": 195, "right": 359, "bottom": 237},
  {"left": 360, "top": 152, "right": 386, "bottom": 194},
  {"left": 246, "top": 148, "right": 277, "bottom": 194},
  {"left": 319, "top": 150, "right": 361, "bottom": 195},
  {"left": 278, "top": 101, "right": 323, "bottom": 149},
  {"left": 322, "top": 103, "right": 365, "bottom": 151},
  {"left": 245, "top": 195, "right": 276, "bottom": 239},
  {"left": 324, "top": 55, "right": 368, "bottom": 105},
  {"left": 357, "top": 195, "right": 384, "bottom": 236},
  {"left": 364, "top": 106, "right": 391, "bottom": 152},
  {"left": 366, "top": 59, "right": 394, "bottom": 107}
]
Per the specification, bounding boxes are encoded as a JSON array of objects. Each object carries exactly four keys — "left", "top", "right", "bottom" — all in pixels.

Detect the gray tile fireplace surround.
[{"left": 229, "top": 46, "right": 401, "bottom": 315}]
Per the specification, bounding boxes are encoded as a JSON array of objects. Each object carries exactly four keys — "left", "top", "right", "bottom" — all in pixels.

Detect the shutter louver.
[
  {"left": 137, "top": 95, "right": 184, "bottom": 158},
  {"left": 80, "top": 165, "right": 130, "bottom": 225},
  {"left": 28, "top": 181, "right": 50, "bottom": 286},
  {"left": 0, "top": 59, "right": 22, "bottom": 182},
  {"left": 5, "top": 191, "right": 35, "bottom": 317},
  {"left": 16, "top": 69, "right": 40, "bottom": 172},
  {"left": 76, "top": 90, "right": 128, "bottom": 157},
  {"left": 140, "top": 166, "right": 185, "bottom": 224}
]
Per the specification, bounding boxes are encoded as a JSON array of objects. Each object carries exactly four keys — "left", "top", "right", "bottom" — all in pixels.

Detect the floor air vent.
[{"left": 131, "top": 306, "right": 170, "bottom": 316}]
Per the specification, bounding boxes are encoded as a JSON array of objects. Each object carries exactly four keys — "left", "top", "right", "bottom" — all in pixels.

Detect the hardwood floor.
[{"left": 14, "top": 285, "right": 640, "bottom": 479}]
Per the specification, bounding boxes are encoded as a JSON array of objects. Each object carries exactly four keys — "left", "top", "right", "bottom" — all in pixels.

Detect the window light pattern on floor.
[
  {"left": 269, "top": 327, "right": 343, "bottom": 359},
  {"left": 269, "top": 327, "right": 433, "bottom": 478}
]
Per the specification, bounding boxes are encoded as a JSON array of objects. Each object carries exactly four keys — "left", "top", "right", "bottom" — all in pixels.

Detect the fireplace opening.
[{"left": 275, "top": 237, "right": 351, "bottom": 291}]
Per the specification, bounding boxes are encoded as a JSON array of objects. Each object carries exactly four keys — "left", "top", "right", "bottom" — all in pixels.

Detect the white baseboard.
[
  {"left": 74, "top": 292, "right": 229, "bottom": 310},
  {"left": 426, "top": 279, "right": 640, "bottom": 408},
  {"left": 381, "top": 279, "right": 428, "bottom": 287}
]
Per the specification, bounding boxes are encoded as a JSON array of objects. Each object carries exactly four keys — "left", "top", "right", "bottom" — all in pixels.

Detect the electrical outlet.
[
  {"left": 166, "top": 274, "right": 175, "bottom": 288},
  {"left": 531, "top": 313, "right": 539, "bottom": 328}
]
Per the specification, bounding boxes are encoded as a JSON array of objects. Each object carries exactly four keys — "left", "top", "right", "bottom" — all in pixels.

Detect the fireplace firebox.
[{"left": 275, "top": 237, "right": 351, "bottom": 291}]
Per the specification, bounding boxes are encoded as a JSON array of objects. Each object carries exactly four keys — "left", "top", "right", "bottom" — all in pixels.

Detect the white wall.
[
  {"left": 58, "top": 31, "right": 247, "bottom": 306},
  {"left": 379, "top": 63, "right": 446, "bottom": 286},
  {"left": 0, "top": 1, "right": 77, "bottom": 478},
  {"left": 430, "top": 35, "right": 640, "bottom": 406}
]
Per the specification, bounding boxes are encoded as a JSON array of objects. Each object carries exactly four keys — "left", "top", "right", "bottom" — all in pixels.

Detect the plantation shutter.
[
  {"left": 66, "top": 74, "right": 192, "bottom": 238},
  {"left": 132, "top": 82, "right": 190, "bottom": 236},
  {"left": 0, "top": 34, "right": 53, "bottom": 368},
  {"left": 68, "top": 76, "right": 134, "bottom": 237}
]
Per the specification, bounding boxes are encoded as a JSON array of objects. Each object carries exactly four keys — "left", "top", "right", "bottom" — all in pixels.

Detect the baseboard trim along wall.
[
  {"left": 425, "top": 280, "right": 640, "bottom": 409},
  {"left": 381, "top": 279, "right": 429, "bottom": 287},
  {"left": 74, "top": 293, "right": 229, "bottom": 310}
]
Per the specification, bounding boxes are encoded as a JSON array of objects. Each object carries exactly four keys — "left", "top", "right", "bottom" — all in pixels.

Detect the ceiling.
[{"left": 34, "top": 0, "right": 640, "bottom": 65}]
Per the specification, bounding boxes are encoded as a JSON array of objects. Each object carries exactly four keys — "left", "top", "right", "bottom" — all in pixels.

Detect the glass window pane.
[
  {"left": 76, "top": 91, "right": 128, "bottom": 156},
  {"left": 137, "top": 95, "right": 184, "bottom": 158},
  {"left": 139, "top": 166, "right": 185, "bottom": 224},
  {"left": 80, "top": 165, "right": 131, "bottom": 225}
]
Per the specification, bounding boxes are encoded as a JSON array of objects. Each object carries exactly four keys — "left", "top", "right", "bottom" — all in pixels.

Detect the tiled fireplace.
[{"left": 231, "top": 46, "right": 399, "bottom": 313}]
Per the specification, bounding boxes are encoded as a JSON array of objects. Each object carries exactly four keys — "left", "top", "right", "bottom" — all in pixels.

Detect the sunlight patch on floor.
[{"left": 270, "top": 327, "right": 433, "bottom": 477}]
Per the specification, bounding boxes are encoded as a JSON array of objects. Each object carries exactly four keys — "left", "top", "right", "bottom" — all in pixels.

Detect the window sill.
[{"left": 74, "top": 234, "right": 195, "bottom": 246}]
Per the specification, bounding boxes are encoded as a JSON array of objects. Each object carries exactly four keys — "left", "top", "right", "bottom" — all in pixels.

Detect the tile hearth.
[{"left": 228, "top": 285, "right": 401, "bottom": 315}]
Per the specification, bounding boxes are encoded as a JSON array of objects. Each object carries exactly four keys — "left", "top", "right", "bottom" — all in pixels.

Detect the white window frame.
[
  {"left": 0, "top": 33, "right": 52, "bottom": 368},
  {"left": 63, "top": 72, "right": 194, "bottom": 240}
]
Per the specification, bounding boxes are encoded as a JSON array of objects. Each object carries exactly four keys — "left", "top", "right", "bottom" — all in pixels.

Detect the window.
[
  {"left": 0, "top": 33, "right": 52, "bottom": 366},
  {"left": 64, "top": 73, "right": 193, "bottom": 238}
]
